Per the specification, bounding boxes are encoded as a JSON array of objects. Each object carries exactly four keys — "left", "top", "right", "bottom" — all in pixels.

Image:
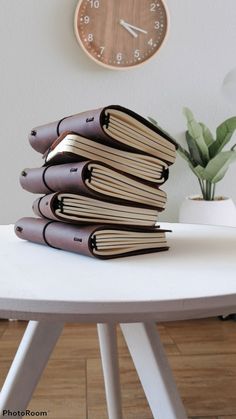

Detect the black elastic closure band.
[
  {"left": 57, "top": 116, "right": 68, "bottom": 136},
  {"left": 42, "top": 221, "right": 60, "bottom": 249},
  {"left": 42, "top": 166, "right": 54, "bottom": 192},
  {"left": 36, "top": 197, "right": 45, "bottom": 218}
]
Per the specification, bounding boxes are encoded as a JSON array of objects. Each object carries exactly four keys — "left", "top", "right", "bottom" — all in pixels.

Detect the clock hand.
[
  {"left": 123, "top": 21, "right": 148, "bottom": 35},
  {"left": 120, "top": 19, "right": 138, "bottom": 38}
]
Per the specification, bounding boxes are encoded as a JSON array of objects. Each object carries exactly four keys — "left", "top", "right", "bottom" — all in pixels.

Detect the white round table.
[{"left": 0, "top": 223, "right": 235, "bottom": 419}]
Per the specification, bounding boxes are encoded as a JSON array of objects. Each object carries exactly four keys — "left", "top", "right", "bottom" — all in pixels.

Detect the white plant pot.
[{"left": 179, "top": 196, "right": 236, "bottom": 227}]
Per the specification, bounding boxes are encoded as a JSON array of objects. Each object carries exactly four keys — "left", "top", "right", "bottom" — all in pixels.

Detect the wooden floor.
[{"left": 0, "top": 318, "right": 236, "bottom": 419}]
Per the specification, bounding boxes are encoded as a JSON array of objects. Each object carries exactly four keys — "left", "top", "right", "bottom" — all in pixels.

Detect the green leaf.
[
  {"left": 177, "top": 143, "right": 193, "bottom": 165},
  {"left": 147, "top": 117, "right": 158, "bottom": 126},
  {"left": 203, "top": 151, "right": 236, "bottom": 183},
  {"left": 177, "top": 144, "right": 206, "bottom": 180},
  {"left": 199, "top": 122, "right": 214, "bottom": 146},
  {"left": 191, "top": 164, "right": 206, "bottom": 180},
  {"left": 209, "top": 117, "right": 236, "bottom": 157},
  {"left": 185, "top": 131, "right": 204, "bottom": 166},
  {"left": 183, "top": 108, "right": 209, "bottom": 163},
  {"left": 183, "top": 107, "right": 194, "bottom": 121}
]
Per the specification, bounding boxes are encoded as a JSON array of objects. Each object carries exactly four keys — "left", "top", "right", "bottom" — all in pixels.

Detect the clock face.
[{"left": 74, "top": 0, "right": 168, "bottom": 69}]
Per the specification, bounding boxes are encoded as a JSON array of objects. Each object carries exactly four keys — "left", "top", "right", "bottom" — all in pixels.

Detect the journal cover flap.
[
  {"left": 20, "top": 161, "right": 91, "bottom": 195},
  {"left": 29, "top": 120, "right": 61, "bottom": 154},
  {"left": 14, "top": 217, "right": 95, "bottom": 257}
]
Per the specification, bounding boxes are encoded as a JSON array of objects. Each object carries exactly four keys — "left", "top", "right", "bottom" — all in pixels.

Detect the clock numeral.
[
  {"left": 154, "top": 21, "right": 160, "bottom": 29},
  {"left": 88, "top": 33, "right": 94, "bottom": 42},
  {"left": 148, "top": 38, "right": 153, "bottom": 46},
  {"left": 150, "top": 3, "right": 159, "bottom": 11},
  {"left": 99, "top": 46, "right": 105, "bottom": 56},
  {"left": 83, "top": 16, "right": 90, "bottom": 24},
  {"left": 89, "top": 0, "right": 100, "bottom": 8},
  {"left": 134, "top": 49, "right": 140, "bottom": 58},
  {"left": 116, "top": 52, "right": 123, "bottom": 62}
]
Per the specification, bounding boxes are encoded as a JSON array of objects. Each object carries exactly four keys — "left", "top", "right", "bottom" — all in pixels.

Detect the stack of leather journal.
[{"left": 15, "top": 105, "right": 177, "bottom": 259}]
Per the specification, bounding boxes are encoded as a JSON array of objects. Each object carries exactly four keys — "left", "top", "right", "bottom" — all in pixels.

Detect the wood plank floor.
[{"left": 0, "top": 318, "right": 236, "bottom": 419}]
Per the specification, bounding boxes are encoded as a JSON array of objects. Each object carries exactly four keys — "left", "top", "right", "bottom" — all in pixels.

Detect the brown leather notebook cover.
[
  {"left": 32, "top": 192, "right": 160, "bottom": 227},
  {"left": 15, "top": 217, "right": 170, "bottom": 259},
  {"left": 29, "top": 105, "right": 177, "bottom": 165},
  {"left": 20, "top": 161, "right": 167, "bottom": 210}
]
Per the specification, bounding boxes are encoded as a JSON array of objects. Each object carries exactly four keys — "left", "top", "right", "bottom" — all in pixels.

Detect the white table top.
[{"left": 0, "top": 223, "right": 235, "bottom": 322}]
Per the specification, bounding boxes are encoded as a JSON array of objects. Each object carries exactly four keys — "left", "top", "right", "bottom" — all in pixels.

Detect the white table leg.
[
  {"left": 120, "top": 322, "right": 187, "bottom": 419},
  {"left": 0, "top": 320, "right": 64, "bottom": 413},
  {"left": 97, "top": 323, "right": 123, "bottom": 419}
]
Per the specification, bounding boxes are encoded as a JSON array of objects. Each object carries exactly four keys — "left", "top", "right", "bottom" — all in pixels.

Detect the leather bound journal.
[
  {"left": 20, "top": 161, "right": 167, "bottom": 209},
  {"left": 29, "top": 105, "right": 177, "bottom": 164},
  {"left": 15, "top": 217, "right": 170, "bottom": 259},
  {"left": 43, "top": 132, "right": 169, "bottom": 184},
  {"left": 32, "top": 193, "right": 160, "bottom": 227}
]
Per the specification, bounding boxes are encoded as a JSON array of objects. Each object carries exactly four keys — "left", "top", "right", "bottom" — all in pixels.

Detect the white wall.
[{"left": 0, "top": 0, "right": 235, "bottom": 224}]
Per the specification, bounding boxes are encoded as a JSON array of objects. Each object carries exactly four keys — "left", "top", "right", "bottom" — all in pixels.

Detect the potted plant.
[{"left": 149, "top": 108, "right": 236, "bottom": 226}]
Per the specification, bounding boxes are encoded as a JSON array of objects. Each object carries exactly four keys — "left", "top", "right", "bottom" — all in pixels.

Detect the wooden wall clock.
[{"left": 74, "top": 0, "right": 169, "bottom": 70}]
